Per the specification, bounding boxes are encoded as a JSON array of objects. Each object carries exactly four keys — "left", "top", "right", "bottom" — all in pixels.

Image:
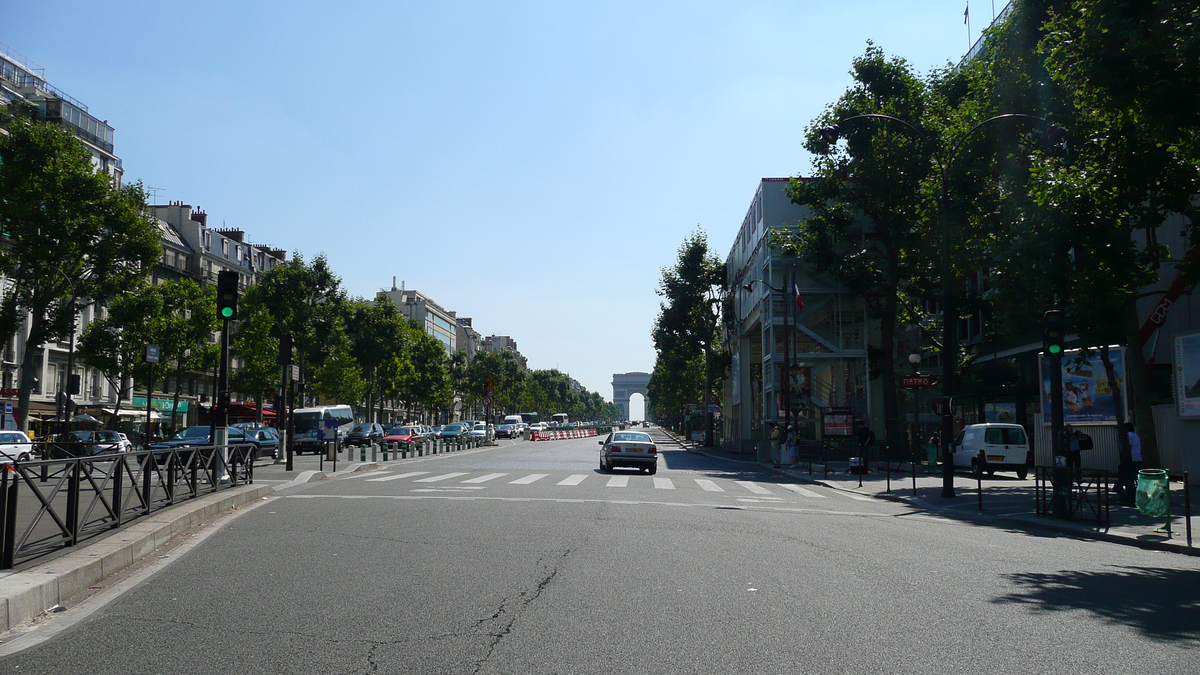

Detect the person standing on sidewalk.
[
  {"left": 855, "top": 421, "right": 875, "bottom": 473},
  {"left": 769, "top": 423, "right": 782, "bottom": 468},
  {"left": 1116, "top": 422, "right": 1143, "bottom": 503},
  {"left": 1063, "top": 424, "right": 1082, "bottom": 483}
]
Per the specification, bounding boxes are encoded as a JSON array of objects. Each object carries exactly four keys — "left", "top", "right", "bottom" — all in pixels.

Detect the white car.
[
  {"left": 0, "top": 431, "right": 33, "bottom": 463},
  {"left": 599, "top": 430, "right": 658, "bottom": 474},
  {"left": 952, "top": 423, "right": 1031, "bottom": 479}
]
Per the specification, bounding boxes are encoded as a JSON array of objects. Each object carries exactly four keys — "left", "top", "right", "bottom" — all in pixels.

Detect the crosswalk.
[{"left": 356, "top": 470, "right": 871, "bottom": 501}]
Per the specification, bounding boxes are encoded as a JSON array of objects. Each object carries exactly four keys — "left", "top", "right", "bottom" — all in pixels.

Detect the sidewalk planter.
[{"left": 1136, "top": 469, "right": 1170, "bottom": 518}]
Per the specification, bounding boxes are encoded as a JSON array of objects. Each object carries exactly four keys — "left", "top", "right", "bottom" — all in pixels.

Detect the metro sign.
[{"left": 901, "top": 376, "right": 934, "bottom": 387}]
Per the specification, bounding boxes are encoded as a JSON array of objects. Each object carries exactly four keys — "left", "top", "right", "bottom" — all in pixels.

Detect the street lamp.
[
  {"left": 908, "top": 352, "right": 921, "bottom": 464},
  {"left": 821, "top": 113, "right": 1066, "bottom": 499},
  {"left": 743, "top": 274, "right": 793, "bottom": 459}
]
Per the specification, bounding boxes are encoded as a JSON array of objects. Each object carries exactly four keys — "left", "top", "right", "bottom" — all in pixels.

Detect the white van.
[
  {"left": 952, "top": 423, "right": 1031, "bottom": 479},
  {"left": 501, "top": 414, "right": 523, "bottom": 427}
]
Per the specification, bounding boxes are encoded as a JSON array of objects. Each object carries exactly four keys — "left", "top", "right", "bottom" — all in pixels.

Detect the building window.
[{"left": 222, "top": 239, "right": 229, "bottom": 257}]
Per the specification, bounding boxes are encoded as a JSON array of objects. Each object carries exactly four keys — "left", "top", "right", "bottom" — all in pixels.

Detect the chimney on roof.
[
  {"left": 190, "top": 209, "right": 207, "bottom": 227},
  {"left": 392, "top": 276, "right": 397, "bottom": 291}
]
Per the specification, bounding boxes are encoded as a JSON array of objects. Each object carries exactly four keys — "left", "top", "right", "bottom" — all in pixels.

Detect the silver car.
[{"left": 599, "top": 431, "right": 657, "bottom": 474}]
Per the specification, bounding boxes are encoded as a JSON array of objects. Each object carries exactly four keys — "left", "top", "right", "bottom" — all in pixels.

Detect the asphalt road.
[{"left": 1, "top": 428, "right": 1197, "bottom": 674}]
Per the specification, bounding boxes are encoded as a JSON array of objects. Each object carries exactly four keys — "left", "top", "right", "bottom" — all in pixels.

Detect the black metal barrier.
[
  {"left": 0, "top": 442, "right": 255, "bottom": 570},
  {"left": 1035, "top": 466, "right": 1111, "bottom": 528}
]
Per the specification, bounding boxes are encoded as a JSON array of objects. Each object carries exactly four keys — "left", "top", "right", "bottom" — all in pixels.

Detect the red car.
[{"left": 382, "top": 426, "right": 422, "bottom": 444}]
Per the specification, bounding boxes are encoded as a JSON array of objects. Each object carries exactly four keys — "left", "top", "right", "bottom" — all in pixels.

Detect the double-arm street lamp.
[{"left": 821, "top": 113, "right": 1065, "bottom": 499}]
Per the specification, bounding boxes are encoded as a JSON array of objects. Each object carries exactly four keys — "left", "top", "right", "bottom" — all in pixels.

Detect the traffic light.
[
  {"left": 1043, "top": 309, "right": 1065, "bottom": 356},
  {"left": 216, "top": 271, "right": 239, "bottom": 320}
]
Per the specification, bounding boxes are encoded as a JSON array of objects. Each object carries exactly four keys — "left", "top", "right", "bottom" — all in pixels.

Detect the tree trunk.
[
  {"left": 1099, "top": 345, "right": 1133, "bottom": 465},
  {"left": 1122, "top": 301, "right": 1160, "bottom": 467},
  {"left": 879, "top": 294, "right": 902, "bottom": 457},
  {"left": 16, "top": 314, "right": 48, "bottom": 434}
]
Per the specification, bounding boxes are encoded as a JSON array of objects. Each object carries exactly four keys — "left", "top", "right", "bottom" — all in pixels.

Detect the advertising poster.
[
  {"left": 1173, "top": 331, "right": 1200, "bottom": 417},
  {"left": 984, "top": 402, "right": 1017, "bottom": 423},
  {"left": 822, "top": 407, "right": 854, "bottom": 436},
  {"left": 1040, "top": 347, "right": 1125, "bottom": 423}
]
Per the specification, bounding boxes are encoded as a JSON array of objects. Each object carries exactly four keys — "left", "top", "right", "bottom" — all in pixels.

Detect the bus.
[
  {"left": 291, "top": 404, "right": 355, "bottom": 454},
  {"left": 551, "top": 413, "right": 568, "bottom": 427},
  {"left": 520, "top": 412, "right": 540, "bottom": 425}
]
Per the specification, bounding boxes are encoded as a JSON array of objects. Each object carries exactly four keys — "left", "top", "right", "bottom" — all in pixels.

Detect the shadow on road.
[{"left": 991, "top": 566, "right": 1200, "bottom": 642}]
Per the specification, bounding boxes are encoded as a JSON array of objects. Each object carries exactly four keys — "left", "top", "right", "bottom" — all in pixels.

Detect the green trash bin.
[
  {"left": 923, "top": 444, "right": 939, "bottom": 473},
  {"left": 1136, "top": 469, "right": 1170, "bottom": 518}
]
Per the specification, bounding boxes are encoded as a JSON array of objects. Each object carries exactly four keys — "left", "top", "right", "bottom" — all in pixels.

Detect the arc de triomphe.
[{"left": 612, "top": 372, "right": 651, "bottom": 420}]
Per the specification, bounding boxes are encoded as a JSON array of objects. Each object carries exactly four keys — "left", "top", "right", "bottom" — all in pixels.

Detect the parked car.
[
  {"left": 383, "top": 426, "right": 422, "bottom": 444},
  {"left": 599, "top": 430, "right": 658, "bottom": 474},
  {"left": 952, "top": 423, "right": 1031, "bottom": 479},
  {"left": 57, "top": 429, "right": 133, "bottom": 456},
  {"left": 344, "top": 423, "right": 385, "bottom": 446},
  {"left": 0, "top": 431, "right": 33, "bottom": 463},
  {"left": 245, "top": 427, "right": 281, "bottom": 459},
  {"left": 439, "top": 423, "right": 469, "bottom": 439},
  {"left": 151, "top": 426, "right": 258, "bottom": 451}
]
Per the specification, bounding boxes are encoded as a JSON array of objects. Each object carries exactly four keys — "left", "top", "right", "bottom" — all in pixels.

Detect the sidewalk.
[{"left": 664, "top": 432, "right": 1199, "bottom": 557}]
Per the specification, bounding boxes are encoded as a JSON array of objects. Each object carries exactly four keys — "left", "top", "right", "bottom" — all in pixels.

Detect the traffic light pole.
[{"left": 1044, "top": 308, "right": 1069, "bottom": 517}]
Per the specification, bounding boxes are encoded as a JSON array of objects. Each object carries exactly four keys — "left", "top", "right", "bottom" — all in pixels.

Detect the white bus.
[
  {"left": 551, "top": 413, "right": 568, "bottom": 427},
  {"left": 291, "top": 404, "right": 355, "bottom": 453}
]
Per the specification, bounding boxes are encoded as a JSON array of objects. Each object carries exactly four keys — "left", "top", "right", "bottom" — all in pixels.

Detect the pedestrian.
[
  {"left": 784, "top": 425, "right": 797, "bottom": 466},
  {"left": 1116, "top": 422, "right": 1143, "bottom": 503},
  {"left": 1071, "top": 426, "right": 1093, "bottom": 483},
  {"left": 769, "top": 423, "right": 782, "bottom": 468},
  {"left": 1063, "top": 424, "right": 1082, "bottom": 482},
  {"left": 855, "top": 421, "right": 875, "bottom": 473}
]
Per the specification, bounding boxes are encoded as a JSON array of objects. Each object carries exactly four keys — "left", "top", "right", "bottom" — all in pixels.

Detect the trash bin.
[
  {"left": 849, "top": 456, "right": 864, "bottom": 475},
  {"left": 923, "top": 444, "right": 939, "bottom": 472},
  {"left": 1136, "top": 469, "right": 1170, "bottom": 518}
]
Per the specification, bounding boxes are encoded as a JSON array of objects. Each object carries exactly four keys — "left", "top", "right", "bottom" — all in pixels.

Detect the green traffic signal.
[
  {"left": 220, "top": 306, "right": 234, "bottom": 318},
  {"left": 1048, "top": 344, "right": 1062, "bottom": 355}
]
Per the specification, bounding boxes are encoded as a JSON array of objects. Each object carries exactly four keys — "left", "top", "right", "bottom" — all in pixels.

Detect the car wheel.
[
  {"left": 971, "top": 459, "right": 982, "bottom": 479},
  {"left": 16, "top": 452, "right": 29, "bottom": 463},
  {"left": 1016, "top": 467, "right": 1028, "bottom": 480},
  {"left": 648, "top": 464, "right": 657, "bottom": 475},
  {"left": 600, "top": 457, "right": 606, "bottom": 471}
]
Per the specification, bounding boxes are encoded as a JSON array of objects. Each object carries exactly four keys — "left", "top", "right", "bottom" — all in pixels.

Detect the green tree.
[
  {"left": 77, "top": 283, "right": 162, "bottom": 429},
  {"left": 405, "top": 329, "right": 452, "bottom": 423},
  {"left": 779, "top": 45, "right": 940, "bottom": 451},
  {"left": 650, "top": 230, "right": 722, "bottom": 433},
  {"left": 0, "top": 116, "right": 161, "bottom": 430},
  {"left": 154, "top": 279, "right": 219, "bottom": 431},
  {"left": 346, "top": 294, "right": 410, "bottom": 421},
  {"left": 231, "top": 301, "right": 281, "bottom": 421}
]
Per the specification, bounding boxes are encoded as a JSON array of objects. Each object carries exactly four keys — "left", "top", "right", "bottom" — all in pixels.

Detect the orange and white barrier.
[{"left": 531, "top": 429, "right": 599, "bottom": 441}]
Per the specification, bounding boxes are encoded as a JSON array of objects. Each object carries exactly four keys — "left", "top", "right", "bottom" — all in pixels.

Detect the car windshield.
[
  {"left": 613, "top": 433, "right": 651, "bottom": 443},
  {"left": 351, "top": 425, "right": 371, "bottom": 433},
  {"left": 175, "top": 427, "right": 210, "bottom": 440},
  {"left": 444, "top": 424, "right": 463, "bottom": 432}
]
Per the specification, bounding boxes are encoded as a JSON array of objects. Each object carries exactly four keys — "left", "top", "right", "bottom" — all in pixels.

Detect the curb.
[
  {"left": 676, "top": 440, "right": 1199, "bottom": 557},
  {"left": 0, "top": 460, "right": 390, "bottom": 634}
]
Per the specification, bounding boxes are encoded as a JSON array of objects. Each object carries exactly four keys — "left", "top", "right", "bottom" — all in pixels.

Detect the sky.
[{"left": 7, "top": 1, "right": 1002, "bottom": 418}]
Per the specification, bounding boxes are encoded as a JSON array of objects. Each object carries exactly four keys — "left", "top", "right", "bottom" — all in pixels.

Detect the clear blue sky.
[{"left": 8, "top": 1, "right": 998, "bottom": 414}]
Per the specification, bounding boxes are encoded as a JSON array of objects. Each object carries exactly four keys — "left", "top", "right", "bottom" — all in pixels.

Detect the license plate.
[
  {"left": 987, "top": 455, "right": 1005, "bottom": 461},
  {"left": 627, "top": 447, "right": 642, "bottom": 453}
]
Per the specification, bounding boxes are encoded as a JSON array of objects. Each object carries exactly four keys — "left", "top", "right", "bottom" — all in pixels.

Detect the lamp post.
[
  {"left": 820, "top": 113, "right": 1066, "bottom": 499},
  {"left": 743, "top": 276, "right": 792, "bottom": 459},
  {"left": 908, "top": 353, "right": 921, "bottom": 463}
]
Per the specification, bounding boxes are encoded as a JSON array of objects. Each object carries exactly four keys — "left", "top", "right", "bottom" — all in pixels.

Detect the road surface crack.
[{"left": 471, "top": 548, "right": 570, "bottom": 674}]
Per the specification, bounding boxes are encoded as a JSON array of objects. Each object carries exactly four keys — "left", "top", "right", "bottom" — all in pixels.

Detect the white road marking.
[
  {"left": 606, "top": 476, "right": 629, "bottom": 487},
  {"left": 365, "top": 471, "right": 430, "bottom": 482},
  {"left": 736, "top": 481, "right": 773, "bottom": 495},
  {"left": 462, "top": 473, "right": 508, "bottom": 483},
  {"left": 694, "top": 479, "right": 724, "bottom": 492},
  {"left": 414, "top": 472, "right": 469, "bottom": 483},
  {"left": 557, "top": 475, "right": 588, "bottom": 486},
  {"left": 510, "top": 473, "right": 548, "bottom": 484},
  {"left": 780, "top": 484, "right": 826, "bottom": 498},
  {"left": 653, "top": 477, "right": 674, "bottom": 489},
  {"left": 343, "top": 471, "right": 392, "bottom": 480}
]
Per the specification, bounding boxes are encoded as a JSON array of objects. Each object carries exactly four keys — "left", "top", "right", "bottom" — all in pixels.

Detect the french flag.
[{"left": 793, "top": 283, "right": 804, "bottom": 312}]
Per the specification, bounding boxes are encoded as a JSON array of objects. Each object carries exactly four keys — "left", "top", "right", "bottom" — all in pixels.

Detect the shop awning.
[{"left": 103, "top": 408, "right": 163, "bottom": 420}]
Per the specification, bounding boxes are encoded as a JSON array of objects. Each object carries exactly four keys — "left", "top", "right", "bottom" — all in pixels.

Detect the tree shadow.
[{"left": 991, "top": 566, "right": 1200, "bottom": 642}]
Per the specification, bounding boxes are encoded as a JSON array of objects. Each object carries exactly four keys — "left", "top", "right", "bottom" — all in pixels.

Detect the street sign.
[
  {"left": 321, "top": 418, "right": 338, "bottom": 441},
  {"left": 482, "top": 393, "right": 494, "bottom": 407},
  {"left": 3, "top": 402, "right": 11, "bottom": 414},
  {"left": 901, "top": 376, "right": 933, "bottom": 387},
  {"left": 145, "top": 344, "right": 160, "bottom": 363}
]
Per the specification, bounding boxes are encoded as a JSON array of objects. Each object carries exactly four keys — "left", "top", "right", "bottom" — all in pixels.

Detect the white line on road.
[
  {"left": 343, "top": 471, "right": 392, "bottom": 480},
  {"left": 509, "top": 473, "right": 548, "bottom": 484},
  {"left": 736, "top": 481, "right": 773, "bottom": 495},
  {"left": 414, "top": 472, "right": 469, "bottom": 483},
  {"left": 606, "top": 476, "right": 629, "bottom": 488},
  {"left": 780, "top": 484, "right": 826, "bottom": 498},
  {"left": 694, "top": 479, "right": 724, "bottom": 492},
  {"left": 557, "top": 475, "right": 588, "bottom": 486},
  {"left": 365, "top": 471, "right": 430, "bottom": 482},
  {"left": 653, "top": 477, "right": 674, "bottom": 490},
  {"left": 462, "top": 473, "right": 508, "bottom": 483},
  {"left": 839, "top": 492, "right": 874, "bottom": 501}
]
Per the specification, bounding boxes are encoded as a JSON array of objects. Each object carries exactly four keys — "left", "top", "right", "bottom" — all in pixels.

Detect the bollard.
[
  {"left": 383, "top": 443, "right": 389, "bottom": 461},
  {"left": 360, "top": 445, "right": 366, "bottom": 462},
  {"left": 1184, "top": 470, "right": 1192, "bottom": 548},
  {"left": 371, "top": 444, "right": 377, "bottom": 462}
]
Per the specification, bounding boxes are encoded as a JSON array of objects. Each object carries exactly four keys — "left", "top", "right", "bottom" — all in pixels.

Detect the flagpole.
[{"left": 965, "top": 1, "right": 971, "bottom": 50}]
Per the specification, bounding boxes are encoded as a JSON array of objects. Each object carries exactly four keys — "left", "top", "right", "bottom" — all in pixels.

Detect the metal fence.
[{"left": 0, "top": 442, "right": 256, "bottom": 569}]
